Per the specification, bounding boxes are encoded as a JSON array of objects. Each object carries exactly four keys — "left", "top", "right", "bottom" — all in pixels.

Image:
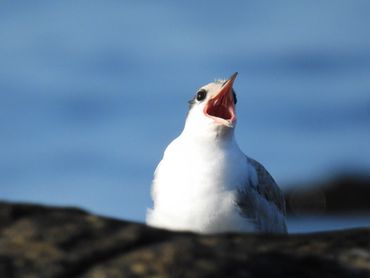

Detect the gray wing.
[{"left": 236, "top": 157, "right": 287, "bottom": 233}]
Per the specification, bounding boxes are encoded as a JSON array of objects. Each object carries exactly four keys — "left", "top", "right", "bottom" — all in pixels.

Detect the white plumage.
[{"left": 147, "top": 73, "right": 287, "bottom": 234}]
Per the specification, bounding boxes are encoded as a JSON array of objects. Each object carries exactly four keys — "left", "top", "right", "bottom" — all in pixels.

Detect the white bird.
[{"left": 147, "top": 73, "right": 287, "bottom": 234}]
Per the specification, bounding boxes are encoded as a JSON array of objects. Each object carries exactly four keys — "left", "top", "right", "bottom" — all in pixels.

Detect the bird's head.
[{"left": 184, "top": 72, "right": 238, "bottom": 139}]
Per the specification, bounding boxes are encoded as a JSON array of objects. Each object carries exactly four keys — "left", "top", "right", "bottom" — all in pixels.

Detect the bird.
[{"left": 146, "top": 73, "right": 287, "bottom": 234}]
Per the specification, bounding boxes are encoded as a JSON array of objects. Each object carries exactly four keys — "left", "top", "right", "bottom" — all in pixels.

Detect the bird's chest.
[
  {"left": 154, "top": 142, "right": 247, "bottom": 210},
  {"left": 151, "top": 143, "right": 252, "bottom": 232}
]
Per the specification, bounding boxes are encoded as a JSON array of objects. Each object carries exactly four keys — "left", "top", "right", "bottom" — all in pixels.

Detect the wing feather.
[
  {"left": 235, "top": 157, "right": 287, "bottom": 233},
  {"left": 248, "top": 157, "right": 286, "bottom": 215}
]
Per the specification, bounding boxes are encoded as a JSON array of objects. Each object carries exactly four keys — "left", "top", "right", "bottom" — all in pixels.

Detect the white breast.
[{"left": 146, "top": 134, "right": 257, "bottom": 233}]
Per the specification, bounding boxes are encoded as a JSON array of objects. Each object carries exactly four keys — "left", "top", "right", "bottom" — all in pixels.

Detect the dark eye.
[{"left": 196, "top": 90, "right": 207, "bottom": 101}]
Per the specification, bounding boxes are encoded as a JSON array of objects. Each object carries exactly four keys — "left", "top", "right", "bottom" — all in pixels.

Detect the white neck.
[{"left": 181, "top": 113, "right": 236, "bottom": 146}]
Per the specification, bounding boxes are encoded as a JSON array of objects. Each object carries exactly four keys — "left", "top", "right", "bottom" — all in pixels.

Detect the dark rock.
[
  {"left": 0, "top": 201, "right": 369, "bottom": 278},
  {"left": 285, "top": 174, "right": 370, "bottom": 215}
]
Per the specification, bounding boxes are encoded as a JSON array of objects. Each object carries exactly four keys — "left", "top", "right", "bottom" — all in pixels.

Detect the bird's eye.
[{"left": 196, "top": 90, "right": 207, "bottom": 101}]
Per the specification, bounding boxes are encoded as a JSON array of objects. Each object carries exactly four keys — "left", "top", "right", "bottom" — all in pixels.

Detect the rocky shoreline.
[{"left": 0, "top": 201, "right": 369, "bottom": 277}]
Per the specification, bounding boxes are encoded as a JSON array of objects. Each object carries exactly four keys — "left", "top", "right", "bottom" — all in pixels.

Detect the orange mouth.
[{"left": 204, "top": 72, "right": 237, "bottom": 127}]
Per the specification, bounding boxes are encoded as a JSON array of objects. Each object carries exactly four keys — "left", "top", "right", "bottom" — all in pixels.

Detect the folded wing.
[{"left": 236, "top": 157, "right": 287, "bottom": 233}]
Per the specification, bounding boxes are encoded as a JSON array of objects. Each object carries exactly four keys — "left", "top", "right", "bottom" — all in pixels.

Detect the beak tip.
[{"left": 230, "top": 72, "right": 238, "bottom": 82}]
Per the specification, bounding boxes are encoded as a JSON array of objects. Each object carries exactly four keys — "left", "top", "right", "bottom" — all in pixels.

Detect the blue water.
[
  {"left": 288, "top": 215, "right": 370, "bottom": 233},
  {"left": 1, "top": 1, "right": 370, "bottom": 232}
]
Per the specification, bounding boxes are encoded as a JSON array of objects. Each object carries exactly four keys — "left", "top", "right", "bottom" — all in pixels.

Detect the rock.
[
  {"left": 285, "top": 174, "right": 370, "bottom": 215},
  {"left": 0, "top": 201, "right": 369, "bottom": 278}
]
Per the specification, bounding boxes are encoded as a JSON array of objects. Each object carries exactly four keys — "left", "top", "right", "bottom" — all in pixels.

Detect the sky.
[{"left": 0, "top": 1, "right": 370, "bottom": 223}]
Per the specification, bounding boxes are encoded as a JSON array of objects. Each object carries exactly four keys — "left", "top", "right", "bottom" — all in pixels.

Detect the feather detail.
[{"left": 235, "top": 157, "right": 287, "bottom": 233}]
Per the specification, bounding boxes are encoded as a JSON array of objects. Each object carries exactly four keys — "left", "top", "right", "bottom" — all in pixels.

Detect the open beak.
[{"left": 204, "top": 72, "right": 238, "bottom": 127}]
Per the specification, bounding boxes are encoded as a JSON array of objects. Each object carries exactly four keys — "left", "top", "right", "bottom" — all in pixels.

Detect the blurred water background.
[{"left": 1, "top": 1, "right": 370, "bottom": 233}]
